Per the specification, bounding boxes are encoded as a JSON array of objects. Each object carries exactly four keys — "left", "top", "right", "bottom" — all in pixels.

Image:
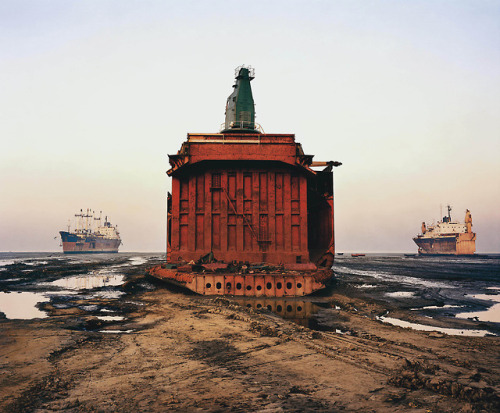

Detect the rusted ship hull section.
[
  {"left": 150, "top": 66, "right": 340, "bottom": 296},
  {"left": 166, "top": 138, "right": 339, "bottom": 268},
  {"left": 147, "top": 264, "right": 332, "bottom": 296}
]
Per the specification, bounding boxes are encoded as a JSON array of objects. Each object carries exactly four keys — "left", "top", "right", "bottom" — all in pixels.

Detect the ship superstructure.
[
  {"left": 59, "top": 209, "right": 121, "bottom": 254},
  {"left": 413, "top": 206, "right": 476, "bottom": 255}
]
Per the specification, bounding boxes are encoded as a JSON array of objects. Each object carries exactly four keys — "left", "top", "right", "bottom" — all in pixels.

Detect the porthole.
[
  {"left": 276, "top": 305, "right": 283, "bottom": 312},
  {"left": 286, "top": 282, "right": 292, "bottom": 290},
  {"left": 216, "top": 282, "right": 222, "bottom": 289},
  {"left": 206, "top": 283, "right": 212, "bottom": 289},
  {"left": 266, "top": 282, "right": 272, "bottom": 289},
  {"left": 297, "top": 283, "right": 302, "bottom": 289},
  {"left": 236, "top": 283, "right": 242, "bottom": 290},
  {"left": 286, "top": 305, "right": 293, "bottom": 312},
  {"left": 276, "top": 282, "right": 282, "bottom": 290},
  {"left": 256, "top": 285, "right": 262, "bottom": 291}
]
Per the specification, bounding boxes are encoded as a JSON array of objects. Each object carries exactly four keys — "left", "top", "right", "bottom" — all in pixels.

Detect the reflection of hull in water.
[{"left": 232, "top": 298, "right": 320, "bottom": 327}]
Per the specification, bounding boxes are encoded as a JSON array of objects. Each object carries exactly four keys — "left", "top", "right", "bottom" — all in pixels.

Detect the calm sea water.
[{"left": 1, "top": 252, "right": 499, "bottom": 336}]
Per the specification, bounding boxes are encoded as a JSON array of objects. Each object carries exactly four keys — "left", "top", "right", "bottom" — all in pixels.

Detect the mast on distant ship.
[
  {"left": 442, "top": 205, "right": 452, "bottom": 223},
  {"left": 75, "top": 209, "right": 83, "bottom": 233}
]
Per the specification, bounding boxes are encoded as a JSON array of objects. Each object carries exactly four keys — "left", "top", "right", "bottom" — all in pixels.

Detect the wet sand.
[{"left": 1, "top": 266, "right": 499, "bottom": 412}]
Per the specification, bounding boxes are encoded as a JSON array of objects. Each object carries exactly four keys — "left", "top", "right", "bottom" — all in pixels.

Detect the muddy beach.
[{"left": 0, "top": 254, "right": 499, "bottom": 412}]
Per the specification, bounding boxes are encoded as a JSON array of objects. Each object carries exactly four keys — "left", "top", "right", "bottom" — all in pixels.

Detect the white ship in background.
[{"left": 413, "top": 206, "right": 476, "bottom": 255}]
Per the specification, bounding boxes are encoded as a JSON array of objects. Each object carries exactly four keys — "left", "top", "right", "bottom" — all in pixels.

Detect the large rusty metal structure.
[{"left": 147, "top": 66, "right": 341, "bottom": 296}]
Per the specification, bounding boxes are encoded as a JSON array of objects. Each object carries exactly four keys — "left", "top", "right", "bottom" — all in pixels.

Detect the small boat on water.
[
  {"left": 351, "top": 253, "right": 365, "bottom": 257},
  {"left": 337, "top": 253, "right": 344, "bottom": 256}
]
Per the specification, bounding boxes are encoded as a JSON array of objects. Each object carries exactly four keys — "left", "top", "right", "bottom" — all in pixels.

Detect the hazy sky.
[{"left": 1, "top": 0, "right": 499, "bottom": 253}]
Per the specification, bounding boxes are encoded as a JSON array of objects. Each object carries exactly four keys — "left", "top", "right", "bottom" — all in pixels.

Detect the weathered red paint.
[
  {"left": 165, "top": 133, "right": 336, "bottom": 266},
  {"left": 147, "top": 263, "right": 328, "bottom": 296},
  {"left": 147, "top": 68, "right": 340, "bottom": 297}
]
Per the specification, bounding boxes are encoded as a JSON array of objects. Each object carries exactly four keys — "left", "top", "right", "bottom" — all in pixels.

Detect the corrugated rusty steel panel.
[{"left": 168, "top": 167, "right": 311, "bottom": 264}]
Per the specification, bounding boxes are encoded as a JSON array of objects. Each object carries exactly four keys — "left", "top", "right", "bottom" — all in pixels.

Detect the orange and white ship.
[{"left": 413, "top": 206, "right": 476, "bottom": 255}]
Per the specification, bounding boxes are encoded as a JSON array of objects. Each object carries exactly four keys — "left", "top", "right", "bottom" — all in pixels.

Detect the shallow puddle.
[
  {"left": 24, "top": 261, "right": 48, "bottom": 266},
  {"left": 0, "top": 259, "right": 16, "bottom": 267},
  {"left": 455, "top": 287, "right": 500, "bottom": 323},
  {"left": 376, "top": 315, "right": 493, "bottom": 337},
  {"left": 97, "top": 316, "right": 125, "bottom": 321},
  {"left": 99, "top": 329, "right": 134, "bottom": 334},
  {"left": 385, "top": 291, "right": 415, "bottom": 298},
  {"left": 46, "top": 272, "right": 125, "bottom": 290},
  {"left": 411, "top": 304, "right": 463, "bottom": 310},
  {"left": 80, "top": 305, "right": 99, "bottom": 311},
  {"left": 455, "top": 303, "right": 500, "bottom": 323},
  {"left": 91, "top": 290, "right": 125, "bottom": 299},
  {"left": 126, "top": 256, "right": 147, "bottom": 266},
  {"left": 455, "top": 293, "right": 500, "bottom": 323},
  {"left": 0, "top": 292, "right": 48, "bottom": 319}
]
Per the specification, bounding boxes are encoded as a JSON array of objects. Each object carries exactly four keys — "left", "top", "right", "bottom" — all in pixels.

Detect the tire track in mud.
[
  {"left": 210, "top": 296, "right": 500, "bottom": 412},
  {"left": 5, "top": 333, "right": 122, "bottom": 412}
]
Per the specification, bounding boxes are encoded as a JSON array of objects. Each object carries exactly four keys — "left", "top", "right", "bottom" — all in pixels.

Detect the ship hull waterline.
[
  {"left": 413, "top": 233, "right": 476, "bottom": 256},
  {"left": 60, "top": 231, "right": 121, "bottom": 254},
  {"left": 62, "top": 250, "right": 119, "bottom": 255}
]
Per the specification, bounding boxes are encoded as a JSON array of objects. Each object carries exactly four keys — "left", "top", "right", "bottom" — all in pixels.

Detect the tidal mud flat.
[{"left": 0, "top": 254, "right": 499, "bottom": 412}]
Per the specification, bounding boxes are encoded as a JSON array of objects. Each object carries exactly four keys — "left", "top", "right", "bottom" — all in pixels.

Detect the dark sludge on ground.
[{"left": 0, "top": 254, "right": 499, "bottom": 412}]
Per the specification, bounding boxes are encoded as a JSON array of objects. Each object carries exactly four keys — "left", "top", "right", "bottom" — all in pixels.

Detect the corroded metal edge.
[{"left": 146, "top": 265, "right": 333, "bottom": 297}]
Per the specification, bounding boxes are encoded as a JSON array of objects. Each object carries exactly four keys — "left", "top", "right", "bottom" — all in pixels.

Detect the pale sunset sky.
[{"left": 1, "top": 0, "right": 499, "bottom": 252}]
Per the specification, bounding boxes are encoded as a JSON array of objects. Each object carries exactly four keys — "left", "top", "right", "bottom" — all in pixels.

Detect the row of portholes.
[
  {"left": 204, "top": 281, "right": 304, "bottom": 290},
  {"left": 245, "top": 303, "right": 303, "bottom": 312}
]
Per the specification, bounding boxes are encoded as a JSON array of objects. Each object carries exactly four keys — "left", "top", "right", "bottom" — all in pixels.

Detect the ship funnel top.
[{"left": 221, "top": 65, "right": 262, "bottom": 133}]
